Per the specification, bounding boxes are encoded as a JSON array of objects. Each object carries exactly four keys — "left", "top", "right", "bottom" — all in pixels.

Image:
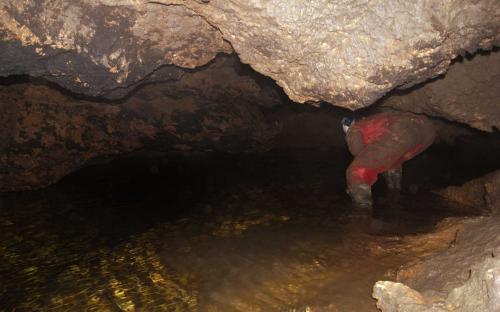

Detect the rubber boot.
[
  {"left": 383, "top": 168, "right": 402, "bottom": 191},
  {"left": 348, "top": 184, "right": 373, "bottom": 212}
]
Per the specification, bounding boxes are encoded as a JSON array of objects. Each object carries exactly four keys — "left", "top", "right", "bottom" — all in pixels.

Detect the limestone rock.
[
  {"left": 374, "top": 257, "right": 500, "bottom": 312},
  {"left": 372, "top": 281, "right": 439, "bottom": 312},
  {"left": 0, "top": 0, "right": 231, "bottom": 98},
  {"left": 1, "top": 0, "right": 499, "bottom": 108},
  {"left": 0, "top": 56, "right": 281, "bottom": 191},
  {"left": 0, "top": 54, "right": 357, "bottom": 191},
  {"left": 382, "top": 52, "right": 500, "bottom": 132},
  {"left": 373, "top": 214, "right": 500, "bottom": 312},
  {"left": 160, "top": 0, "right": 500, "bottom": 108},
  {"left": 433, "top": 170, "right": 500, "bottom": 214}
]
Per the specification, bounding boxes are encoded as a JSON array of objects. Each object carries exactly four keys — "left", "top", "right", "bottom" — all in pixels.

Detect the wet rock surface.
[
  {"left": 373, "top": 171, "right": 500, "bottom": 312},
  {"left": 373, "top": 216, "right": 500, "bottom": 312}
]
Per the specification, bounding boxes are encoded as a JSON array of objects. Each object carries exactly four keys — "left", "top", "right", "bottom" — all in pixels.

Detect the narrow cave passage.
[
  {"left": 1, "top": 48, "right": 499, "bottom": 311},
  {"left": 1, "top": 0, "right": 499, "bottom": 309},
  {"left": 1, "top": 129, "right": 498, "bottom": 311}
]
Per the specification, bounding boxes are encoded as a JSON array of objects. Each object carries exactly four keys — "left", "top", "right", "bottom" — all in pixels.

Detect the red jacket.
[{"left": 346, "top": 112, "right": 435, "bottom": 186}]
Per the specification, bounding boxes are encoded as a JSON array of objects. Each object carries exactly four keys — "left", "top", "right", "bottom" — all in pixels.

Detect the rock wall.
[
  {"left": 381, "top": 51, "right": 500, "bottom": 132},
  {"left": 0, "top": 55, "right": 356, "bottom": 192},
  {"left": 373, "top": 216, "right": 500, "bottom": 312},
  {"left": 0, "top": 53, "right": 495, "bottom": 191},
  {"left": 433, "top": 170, "right": 500, "bottom": 214},
  {"left": 0, "top": 56, "right": 282, "bottom": 191},
  {"left": 0, "top": 1, "right": 499, "bottom": 190},
  {"left": 373, "top": 171, "right": 500, "bottom": 312}
]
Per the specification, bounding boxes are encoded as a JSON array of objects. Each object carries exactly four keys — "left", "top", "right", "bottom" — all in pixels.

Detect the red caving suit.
[{"left": 345, "top": 112, "right": 436, "bottom": 195}]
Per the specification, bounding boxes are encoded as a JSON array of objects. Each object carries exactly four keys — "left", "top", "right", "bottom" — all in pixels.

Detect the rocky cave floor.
[{"left": 1, "top": 139, "right": 499, "bottom": 312}]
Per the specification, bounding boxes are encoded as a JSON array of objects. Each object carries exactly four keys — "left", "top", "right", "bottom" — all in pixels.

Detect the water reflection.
[{"left": 0, "top": 148, "right": 485, "bottom": 311}]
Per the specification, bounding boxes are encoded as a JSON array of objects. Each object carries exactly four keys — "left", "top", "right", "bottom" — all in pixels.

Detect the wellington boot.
[
  {"left": 349, "top": 184, "right": 373, "bottom": 211},
  {"left": 383, "top": 168, "right": 402, "bottom": 191}
]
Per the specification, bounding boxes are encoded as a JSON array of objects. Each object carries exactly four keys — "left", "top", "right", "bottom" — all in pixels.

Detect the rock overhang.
[
  {"left": 0, "top": 0, "right": 500, "bottom": 191},
  {"left": 0, "top": 0, "right": 498, "bottom": 107}
]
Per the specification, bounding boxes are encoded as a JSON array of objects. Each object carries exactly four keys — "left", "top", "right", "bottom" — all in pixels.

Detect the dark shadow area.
[{"left": 5, "top": 133, "right": 497, "bottom": 244}]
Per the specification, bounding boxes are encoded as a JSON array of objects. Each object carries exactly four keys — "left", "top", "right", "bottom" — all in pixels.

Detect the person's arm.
[{"left": 346, "top": 126, "right": 364, "bottom": 156}]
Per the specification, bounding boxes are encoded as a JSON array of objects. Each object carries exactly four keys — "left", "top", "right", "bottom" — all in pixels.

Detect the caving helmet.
[{"left": 341, "top": 117, "right": 354, "bottom": 134}]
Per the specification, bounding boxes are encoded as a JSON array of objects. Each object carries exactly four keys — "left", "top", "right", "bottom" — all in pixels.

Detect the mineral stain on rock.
[{"left": 0, "top": 56, "right": 285, "bottom": 191}]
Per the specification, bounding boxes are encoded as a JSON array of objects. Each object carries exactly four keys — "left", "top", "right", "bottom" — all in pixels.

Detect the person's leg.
[
  {"left": 383, "top": 166, "right": 402, "bottom": 191},
  {"left": 346, "top": 140, "right": 409, "bottom": 210},
  {"left": 347, "top": 183, "right": 373, "bottom": 210},
  {"left": 346, "top": 160, "right": 379, "bottom": 211}
]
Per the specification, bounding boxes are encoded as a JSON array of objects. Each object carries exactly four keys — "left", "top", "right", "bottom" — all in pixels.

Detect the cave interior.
[{"left": 0, "top": 2, "right": 500, "bottom": 311}]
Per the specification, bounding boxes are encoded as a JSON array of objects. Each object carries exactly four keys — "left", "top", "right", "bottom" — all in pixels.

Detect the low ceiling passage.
[
  {"left": 0, "top": 2, "right": 499, "bottom": 192},
  {"left": 2, "top": 1, "right": 498, "bottom": 107},
  {"left": 1, "top": 2, "right": 499, "bottom": 311},
  {"left": 1, "top": 49, "right": 499, "bottom": 191}
]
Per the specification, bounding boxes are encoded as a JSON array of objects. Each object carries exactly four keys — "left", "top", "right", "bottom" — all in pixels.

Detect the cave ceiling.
[{"left": 1, "top": 0, "right": 498, "bottom": 107}]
